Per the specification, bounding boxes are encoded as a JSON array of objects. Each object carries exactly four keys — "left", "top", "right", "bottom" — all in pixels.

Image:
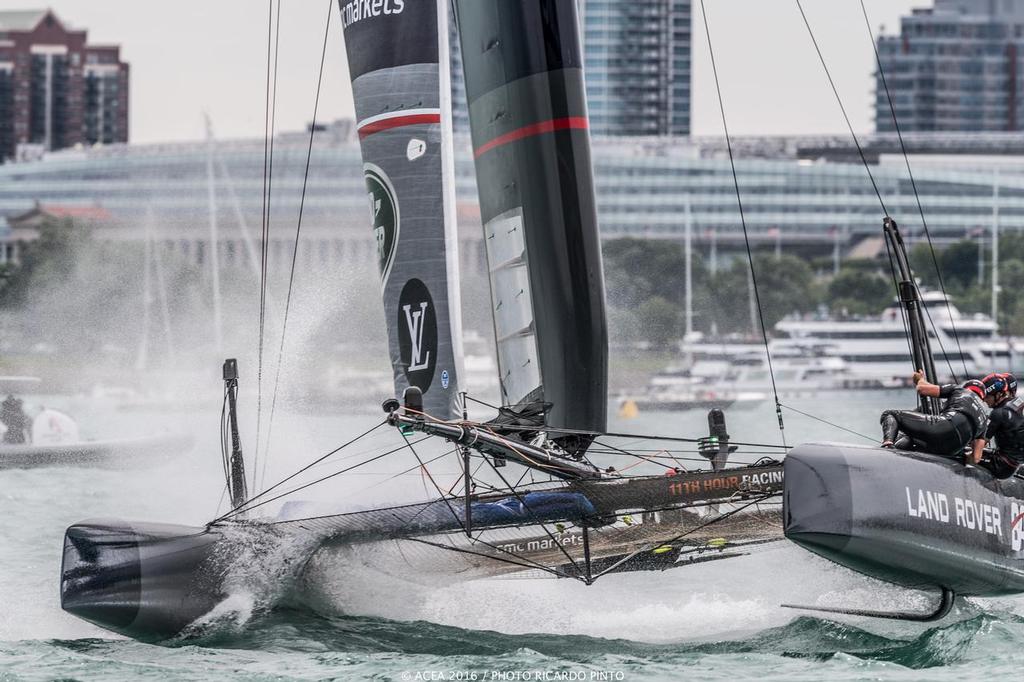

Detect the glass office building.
[
  {"left": 579, "top": 0, "right": 691, "bottom": 136},
  {"left": 876, "top": 0, "right": 1024, "bottom": 132},
  {"left": 1, "top": 130, "right": 1022, "bottom": 275}
]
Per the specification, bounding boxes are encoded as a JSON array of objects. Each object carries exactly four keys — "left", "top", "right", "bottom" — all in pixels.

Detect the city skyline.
[{"left": 5, "top": 0, "right": 922, "bottom": 145}]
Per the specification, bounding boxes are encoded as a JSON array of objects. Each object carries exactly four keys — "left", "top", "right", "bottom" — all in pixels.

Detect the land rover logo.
[
  {"left": 364, "top": 163, "right": 399, "bottom": 284},
  {"left": 398, "top": 278, "right": 437, "bottom": 393}
]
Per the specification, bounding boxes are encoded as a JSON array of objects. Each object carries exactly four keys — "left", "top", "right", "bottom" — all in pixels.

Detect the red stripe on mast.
[
  {"left": 474, "top": 116, "right": 589, "bottom": 158},
  {"left": 357, "top": 113, "right": 441, "bottom": 139}
]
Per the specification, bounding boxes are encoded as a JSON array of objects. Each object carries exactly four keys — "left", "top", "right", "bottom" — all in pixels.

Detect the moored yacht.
[{"left": 776, "top": 291, "right": 1018, "bottom": 384}]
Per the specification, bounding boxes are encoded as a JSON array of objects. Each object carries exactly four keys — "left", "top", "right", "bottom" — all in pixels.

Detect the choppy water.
[{"left": 4, "top": 390, "right": 1024, "bottom": 681}]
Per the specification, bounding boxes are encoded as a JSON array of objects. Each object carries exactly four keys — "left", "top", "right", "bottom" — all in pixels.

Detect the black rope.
[
  {"left": 480, "top": 452, "right": 586, "bottom": 578},
  {"left": 882, "top": 233, "right": 918, "bottom": 368},
  {"left": 798, "top": 0, "right": 959, "bottom": 383},
  {"left": 254, "top": 0, "right": 283, "bottom": 490},
  {"left": 861, "top": 0, "right": 967, "bottom": 380},
  {"left": 215, "top": 436, "right": 429, "bottom": 522},
  {"left": 479, "top": 423, "right": 790, "bottom": 451},
  {"left": 591, "top": 438, "right": 679, "bottom": 470},
  {"left": 699, "top": 0, "right": 786, "bottom": 447},
  {"left": 779, "top": 403, "right": 875, "bottom": 443},
  {"left": 794, "top": 0, "right": 887, "bottom": 215},
  {"left": 396, "top": 435, "right": 584, "bottom": 581},
  {"left": 261, "top": 0, "right": 334, "bottom": 490},
  {"left": 465, "top": 394, "right": 502, "bottom": 412},
  {"left": 214, "top": 419, "right": 388, "bottom": 522},
  {"left": 405, "top": 536, "right": 575, "bottom": 580},
  {"left": 591, "top": 493, "right": 776, "bottom": 581}
]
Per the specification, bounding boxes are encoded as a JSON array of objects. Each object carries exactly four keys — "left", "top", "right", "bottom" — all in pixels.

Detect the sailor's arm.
[
  {"left": 913, "top": 369, "right": 943, "bottom": 398},
  {"left": 970, "top": 438, "right": 986, "bottom": 465}
]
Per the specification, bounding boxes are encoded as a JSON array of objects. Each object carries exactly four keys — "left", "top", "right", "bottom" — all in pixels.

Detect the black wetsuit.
[
  {"left": 984, "top": 396, "right": 1024, "bottom": 478},
  {"left": 0, "top": 397, "right": 28, "bottom": 445},
  {"left": 881, "top": 385, "right": 988, "bottom": 458}
]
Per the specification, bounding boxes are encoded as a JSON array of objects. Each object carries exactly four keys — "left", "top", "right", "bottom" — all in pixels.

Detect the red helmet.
[
  {"left": 981, "top": 373, "right": 1008, "bottom": 397},
  {"left": 962, "top": 379, "right": 986, "bottom": 398}
]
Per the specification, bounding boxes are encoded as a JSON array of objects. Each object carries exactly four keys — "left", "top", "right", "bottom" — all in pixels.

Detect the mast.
[
  {"left": 340, "top": 0, "right": 465, "bottom": 419},
  {"left": 883, "top": 217, "right": 939, "bottom": 414},
  {"left": 992, "top": 167, "right": 1000, "bottom": 335},
  {"left": 684, "top": 198, "right": 693, "bottom": 341},
  {"left": 454, "top": 0, "right": 608, "bottom": 441},
  {"left": 205, "top": 114, "right": 224, "bottom": 353},
  {"left": 223, "top": 358, "right": 248, "bottom": 509},
  {"left": 136, "top": 212, "right": 153, "bottom": 371}
]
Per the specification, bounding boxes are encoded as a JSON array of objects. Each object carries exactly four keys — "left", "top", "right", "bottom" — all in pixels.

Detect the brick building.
[{"left": 0, "top": 9, "right": 128, "bottom": 162}]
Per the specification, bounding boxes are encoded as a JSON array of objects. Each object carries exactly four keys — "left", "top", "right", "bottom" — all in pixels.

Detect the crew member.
[
  {"left": 0, "top": 395, "right": 29, "bottom": 445},
  {"left": 880, "top": 371, "right": 988, "bottom": 461},
  {"left": 1002, "top": 372, "right": 1018, "bottom": 398},
  {"left": 978, "top": 373, "right": 1024, "bottom": 478}
]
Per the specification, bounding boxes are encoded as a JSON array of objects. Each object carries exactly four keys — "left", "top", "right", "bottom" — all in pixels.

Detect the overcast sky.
[{"left": 10, "top": 0, "right": 926, "bottom": 143}]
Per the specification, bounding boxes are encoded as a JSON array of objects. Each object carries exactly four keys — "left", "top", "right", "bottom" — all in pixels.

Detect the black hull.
[
  {"left": 61, "top": 461, "right": 785, "bottom": 641},
  {"left": 60, "top": 520, "right": 226, "bottom": 641},
  {"left": 784, "top": 442, "right": 1024, "bottom": 596}
]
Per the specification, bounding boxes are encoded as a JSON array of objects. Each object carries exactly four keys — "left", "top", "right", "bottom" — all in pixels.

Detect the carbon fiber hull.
[
  {"left": 60, "top": 463, "right": 784, "bottom": 641},
  {"left": 783, "top": 442, "right": 1024, "bottom": 596}
]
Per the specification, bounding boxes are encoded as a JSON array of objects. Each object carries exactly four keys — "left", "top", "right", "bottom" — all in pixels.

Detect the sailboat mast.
[
  {"left": 883, "top": 217, "right": 939, "bottom": 414},
  {"left": 684, "top": 198, "right": 693, "bottom": 340},
  {"left": 136, "top": 214, "right": 153, "bottom": 371},
  {"left": 992, "top": 167, "right": 1000, "bottom": 334},
  {"left": 205, "top": 114, "right": 224, "bottom": 353}
]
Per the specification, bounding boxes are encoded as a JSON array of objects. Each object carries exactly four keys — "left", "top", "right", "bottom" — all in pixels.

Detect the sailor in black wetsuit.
[
  {"left": 0, "top": 395, "right": 29, "bottom": 445},
  {"left": 880, "top": 371, "right": 988, "bottom": 461},
  {"left": 977, "top": 373, "right": 1024, "bottom": 478}
]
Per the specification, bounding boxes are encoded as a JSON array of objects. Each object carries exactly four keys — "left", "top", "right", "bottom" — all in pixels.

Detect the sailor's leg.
[
  {"left": 890, "top": 411, "right": 957, "bottom": 454},
  {"left": 880, "top": 410, "right": 901, "bottom": 445}
]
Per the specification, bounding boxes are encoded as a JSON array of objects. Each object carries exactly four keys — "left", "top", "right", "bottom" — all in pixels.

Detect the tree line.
[{"left": 601, "top": 234, "right": 1024, "bottom": 348}]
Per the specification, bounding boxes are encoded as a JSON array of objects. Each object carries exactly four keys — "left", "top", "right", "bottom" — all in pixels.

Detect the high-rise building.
[
  {"left": 578, "top": 0, "right": 691, "bottom": 136},
  {"left": 875, "top": 0, "right": 1024, "bottom": 132},
  {"left": 447, "top": 2, "right": 692, "bottom": 137},
  {"left": 0, "top": 9, "right": 129, "bottom": 162}
]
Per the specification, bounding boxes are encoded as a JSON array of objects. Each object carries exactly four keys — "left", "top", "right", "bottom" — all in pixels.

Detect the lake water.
[{"left": 2, "top": 390, "right": 1023, "bottom": 681}]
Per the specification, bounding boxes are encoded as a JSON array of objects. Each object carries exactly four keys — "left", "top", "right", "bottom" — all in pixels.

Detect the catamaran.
[
  {"left": 58, "top": 0, "right": 786, "bottom": 641},
  {"left": 57, "top": 0, "right": 1024, "bottom": 642}
]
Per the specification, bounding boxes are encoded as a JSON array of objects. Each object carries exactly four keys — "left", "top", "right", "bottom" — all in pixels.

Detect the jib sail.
[
  {"left": 454, "top": 0, "right": 608, "bottom": 435},
  {"left": 340, "top": 0, "right": 463, "bottom": 418}
]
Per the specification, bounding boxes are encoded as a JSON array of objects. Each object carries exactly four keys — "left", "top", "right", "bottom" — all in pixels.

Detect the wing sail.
[{"left": 341, "top": 0, "right": 464, "bottom": 418}]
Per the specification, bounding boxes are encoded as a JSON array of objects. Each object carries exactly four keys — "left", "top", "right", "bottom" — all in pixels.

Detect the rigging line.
[
  {"left": 480, "top": 453, "right": 587, "bottom": 578},
  {"left": 476, "top": 423, "right": 791, "bottom": 450},
  {"left": 399, "top": 432, "right": 472, "bottom": 532},
  {"left": 479, "top": 456, "right": 585, "bottom": 573},
  {"left": 394, "top": 435, "right": 583, "bottom": 581},
  {"left": 591, "top": 493, "right": 775, "bottom": 581},
  {"left": 406, "top": 404, "right": 790, "bottom": 451},
  {"left": 592, "top": 438, "right": 677, "bottom": 470},
  {"left": 693, "top": 1, "right": 788, "bottom": 447},
  {"left": 213, "top": 419, "right": 388, "bottom": 521},
  {"left": 260, "top": 0, "right": 334, "bottom": 491},
  {"left": 794, "top": 0, "right": 888, "bottom": 216},
  {"left": 254, "top": 0, "right": 283, "bottom": 490},
  {"left": 465, "top": 394, "right": 502, "bottom": 412},
  {"left": 446, "top": 457, "right": 487, "bottom": 496},
  {"left": 778, "top": 403, "right": 875, "bottom": 443},
  {"left": 883, "top": 230, "right": 917, "bottom": 364},
  {"left": 215, "top": 435, "right": 427, "bottom": 522},
  {"left": 404, "top": 536, "right": 574, "bottom": 580},
  {"left": 798, "top": 0, "right": 957, "bottom": 380},
  {"left": 860, "top": 0, "right": 967, "bottom": 379},
  {"left": 918, "top": 292, "right": 960, "bottom": 381}
]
